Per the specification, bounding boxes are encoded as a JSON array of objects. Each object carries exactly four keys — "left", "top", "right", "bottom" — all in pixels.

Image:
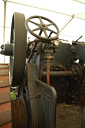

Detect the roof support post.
[
  {"left": 60, "top": 15, "right": 74, "bottom": 32},
  {"left": 3, "top": 0, "right": 7, "bottom": 44},
  {"left": 3, "top": 0, "right": 7, "bottom": 62}
]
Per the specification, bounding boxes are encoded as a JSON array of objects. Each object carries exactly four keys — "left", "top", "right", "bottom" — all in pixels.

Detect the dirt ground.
[{"left": 56, "top": 103, "right": 83, "bottom": 128}]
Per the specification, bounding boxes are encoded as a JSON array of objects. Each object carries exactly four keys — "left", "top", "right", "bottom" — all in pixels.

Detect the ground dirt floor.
[
  {"left": 56, "top": 103, "right": 83, "bottom": 128},
  {"left": 12, "top": 99, "right": 83, "bottom": 128}
]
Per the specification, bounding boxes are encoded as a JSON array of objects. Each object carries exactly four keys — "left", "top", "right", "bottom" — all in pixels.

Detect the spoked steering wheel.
[{"left": 26, "top": 16, "right": 59, "bottom": 41}]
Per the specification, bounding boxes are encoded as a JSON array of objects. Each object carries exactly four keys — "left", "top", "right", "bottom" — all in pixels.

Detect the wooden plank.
[
  {"left": 0, "top": 110, "right": 11, "bottom": 125},
  {"left": 0, "top": 64, "right": 11, "bottom": 127},
  {"left": 0, "top": 87, "right": 10, "bottom": 93},
  {"left": 0, "top": 70, "right": 9, "bottom": 76},
  {"left": 0, "top": 92, "right": 10, "bottom": 104},
  {"left": 0, "top": 64, "right": 9, "bottom": 69},
  {"left": 0, "top": 76, "right": 9, "bottom": 80},
  {"left": 0, "top": 69, "right": 8, "bottom": 71},
  {"left": 0, "top": 102, "right": 11, "bottom": 113},
  {"left": 0, "top": 122, "right": 12, "bottom": 128},
  {"left": 0, "top": 79, "right": 9, "bottom": 88}
]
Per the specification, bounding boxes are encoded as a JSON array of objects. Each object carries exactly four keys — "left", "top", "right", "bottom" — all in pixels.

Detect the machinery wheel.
[
  {"left": 10, "top": 12, "right": 27, "bottom": 86},
  {"left": 26, "top": 15, "right": 59, "bottom": 41}
]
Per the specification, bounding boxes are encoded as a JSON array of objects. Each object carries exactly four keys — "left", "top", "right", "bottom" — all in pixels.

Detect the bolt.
[
  {"left": 1, "top": 45, "right": 4, "bottom": 49},
  {"left": 1, "top": 51, "right": 4, "bottom": 54}
]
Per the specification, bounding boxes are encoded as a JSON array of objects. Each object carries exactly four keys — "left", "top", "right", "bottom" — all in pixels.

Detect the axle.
[{"left": 42, "top": 70, "right": 74, "bottom": 77}]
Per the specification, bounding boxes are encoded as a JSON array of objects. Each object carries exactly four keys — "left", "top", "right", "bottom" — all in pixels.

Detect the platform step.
[
  {"left": 0, "top": 70, "right": 9, "bottom": 76},
  {"left": 0, "top": 64, "right": 9, "bottom": 69},
  {"left": 0, "top": 64, "right": 12, "bottom": 128},
  {"left": 0, "top": 79, "right": 9, "bottom": 88}
]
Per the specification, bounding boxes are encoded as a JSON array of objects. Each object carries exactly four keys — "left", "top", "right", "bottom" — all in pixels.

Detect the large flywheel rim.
[{"left": 10, "top": 12, "right": 27, "bottom": 86}]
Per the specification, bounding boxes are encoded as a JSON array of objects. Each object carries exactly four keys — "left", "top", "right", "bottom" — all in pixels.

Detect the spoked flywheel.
[{"left": 10, "top": 12, "right": 27, "bottom": 86}]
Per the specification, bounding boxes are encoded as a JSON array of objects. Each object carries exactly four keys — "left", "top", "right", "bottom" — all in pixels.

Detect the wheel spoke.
[
  {"left": 39, "top": 29, "right": 43, "bottom": 35},
  {"left": 48, "top": 31, "right": 53, "bottom": 38},
  {"left": 47, "top": 28, "right": 57, "bottom": 34},
  {"left": 47, "top": 23, "right": 53, "bottom": 27},
  {"left": 32, "top": 27, "right": 40, "bottom": 31},
  {"left": 30, "top": 20, "right": 40, "bottom": 26},
  {"left": 26, "top": 15, "right": 59, "bottom": 40},
  {"left": 39, "top": 17, "right": 43, "bottom": 25},
  {"left": 43, "top": 29, "right": 48, "bottom": 37}
]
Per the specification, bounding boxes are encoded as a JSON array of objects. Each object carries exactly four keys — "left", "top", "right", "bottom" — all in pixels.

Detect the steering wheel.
[{"left": 26, "top": 16, "right": 59, "bottom": 41}]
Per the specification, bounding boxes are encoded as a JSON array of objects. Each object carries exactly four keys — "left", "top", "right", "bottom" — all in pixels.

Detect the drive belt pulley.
[{"left": 1, "top": 12, "right": 27, "bottom": 86}]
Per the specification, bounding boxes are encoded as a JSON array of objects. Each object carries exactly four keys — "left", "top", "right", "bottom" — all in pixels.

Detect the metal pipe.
[
  {"left": 60, "top": 15, "right": 74, "bottom": 32},
  {"left": 73, "top": 0, "right": 85, "bottom": 4},
  {"left": 3, "top": 0, "right": 7, "bottom": 63},
  {"left": 47, "top": 60, "right": 50, "bottom": 85},
  {"left": 42, "top": 71, "right": 73, "bottom": 77},
  {"left": 6, "top": 0, "right": 71, "bottom": 17},
  {"left": 6, "top": 0, "right": 85, "bottom": 20},
  {"left": 3, "top": 0, "right": 7, "bottom": 44}
]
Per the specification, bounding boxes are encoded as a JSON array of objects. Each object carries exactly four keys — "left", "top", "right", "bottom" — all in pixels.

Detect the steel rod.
[
  {"left": 60, "top": 15, "right": 74, "bottom": 32},
  {"left": 3, "top": 0, "right": 7, "bottom": 63},
  {"left": 42, "top": 71, "right": 73, "bottom": 77}
]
